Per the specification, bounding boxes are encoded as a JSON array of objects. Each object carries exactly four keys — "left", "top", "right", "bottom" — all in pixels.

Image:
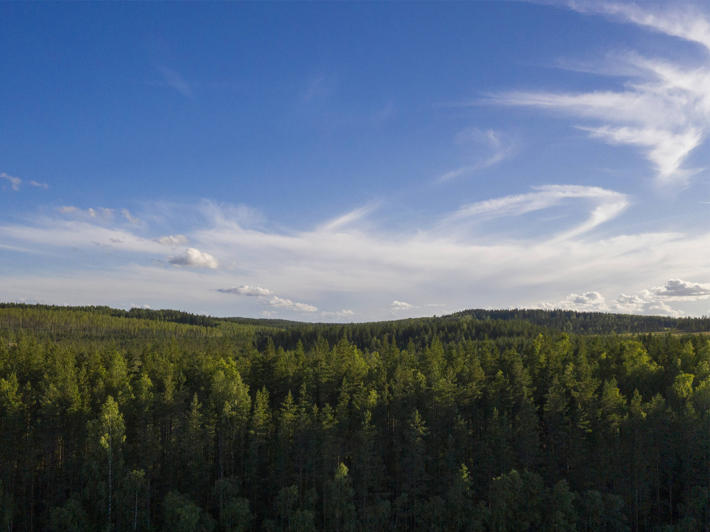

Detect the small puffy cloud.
[
  {"left": 391, "top": 300, "right": 413, "bottom": 310},
  {"left": 29, "top": 180, "right": 48, "bottom": 189},
  {"left": 156, "top": 234, "right": 188, "bottom": 246},
  {"left": 543, "top": 284, "right": 687, "bottom": 317},
  {"left": 607, "top": 278, "right": 710, "bottom": 316},
  {"left": 1, "top": 173, "right": 22, "bottom": 191},
  {"left": 570, "top": 291, "right": 605, "bottom": 306},
  {"left": 542, "top": 291, "right": 608, "bottom": 312},
  {"left": 651, "top": 279, "right": 710, "bottom": 299},
  {"left": 268, "top": 296, "right": 317, "bottom": 312},
  {"left": 218, "top": 285, "right": 273, "bottom": 297},
  {"left": 218, "top": 284, "right": 316, "bottom": 312},
  {"left": 168, "top": 248, "right": 218, "bottom": 269},
  {"left": 89, "top": 207, "right": 113, "bottom": 218},
  {"left": 614, "top": 292, "right": 681, "bottom": 317},
  {"left": 321, "top": 309, "right": 355, "bottom": 320}
]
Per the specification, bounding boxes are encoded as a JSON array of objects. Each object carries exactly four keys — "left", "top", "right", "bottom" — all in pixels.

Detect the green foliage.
[
  {"left": 2, "top": 303, "right": 710, "bottom": 530},
  {"left": 49, "top": 496, "right": 89, "bottom": 532},
  {"left": 163, "top": 491, "right": 215, "bottom": 532}
]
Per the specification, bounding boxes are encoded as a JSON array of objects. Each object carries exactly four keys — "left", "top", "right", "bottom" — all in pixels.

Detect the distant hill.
[
  {"left": 2, "top": 302, "right": 709, "bottom": 335},
  {"left": 446, "top": 308, "right": 710, "bottom": 334}
]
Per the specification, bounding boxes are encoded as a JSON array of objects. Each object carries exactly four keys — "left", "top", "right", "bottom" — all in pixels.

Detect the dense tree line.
[
  {"left": 0, "top": 304, "right": 221, "bottom": 328},
  {"left": 1, "top": 305, "right": 710, "bottom": 530},
  {"left": 6, "top": 303, "right": 710, "bottom": 335},
  {"left": 449, "top": 309, "right": 710, "bottom": 335}
]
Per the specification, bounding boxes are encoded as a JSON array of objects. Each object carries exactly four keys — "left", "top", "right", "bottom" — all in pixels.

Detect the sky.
[{"left": 3, "top": 0, "right": 710, "bottom": 321}]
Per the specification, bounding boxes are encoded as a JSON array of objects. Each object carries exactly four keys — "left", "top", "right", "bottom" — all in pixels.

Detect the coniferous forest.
[{"left": 2, "top": 304, "right": 710, "bottom": 531}]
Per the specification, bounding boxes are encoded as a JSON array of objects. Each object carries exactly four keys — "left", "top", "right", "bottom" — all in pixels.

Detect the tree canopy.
[{"left": 1, "top": 304, "right": 710, "bottom": 530}]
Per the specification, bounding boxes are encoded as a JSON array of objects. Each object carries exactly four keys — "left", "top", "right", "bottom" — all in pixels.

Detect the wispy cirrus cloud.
[
  {"left": 156, "top": 66, "right": 193, "bottom": 97},
  {"left": 437, "top": 129, "right": 515, "bottom": 183},
  {"left": 441, "top": 184, "right": 629, "bottom": 241},
  {"left": 1, "top": 172, "right": 48, "bottom": 191},
  {"left": 317, "top": 202, "right": 380, "bottom": 232},
  {"left": 156, "top": 234, "right": 188, "bottom": 246},
  {"left": 487, "top": 2, "right": 710, "bottom": 186},
  {"left": 565, "top": 1, "right": 710, "bottom": 51},
  {"left": 1, "top": 173, "right": 21, "bottom": 191}
]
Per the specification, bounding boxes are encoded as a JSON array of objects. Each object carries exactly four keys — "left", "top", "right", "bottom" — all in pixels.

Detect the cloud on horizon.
[
  {"left": 2, "top": 183, "right": 709, "bottom": 319},
  {"left": 541, "top": 277, "right": 710, "bottom": 316},
  {"left": 218, "top": 284, "right": 317, "bottom": 313}
]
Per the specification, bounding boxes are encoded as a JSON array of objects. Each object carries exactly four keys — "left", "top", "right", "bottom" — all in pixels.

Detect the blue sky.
[{"left": 3, "top": 0, "right": 710, "bottom": 320}]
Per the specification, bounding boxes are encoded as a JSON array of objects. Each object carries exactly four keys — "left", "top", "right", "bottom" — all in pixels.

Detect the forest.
[{"left": 1, "top": 304, "right": 710, "bottom": 531}]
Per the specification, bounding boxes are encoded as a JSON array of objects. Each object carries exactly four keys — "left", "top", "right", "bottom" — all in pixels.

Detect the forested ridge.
[{"left": 2, "top": 304, "right": 710, "bottom": 531}]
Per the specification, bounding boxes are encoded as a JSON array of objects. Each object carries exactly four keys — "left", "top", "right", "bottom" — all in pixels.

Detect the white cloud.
[
  {"left": 541, "top": 279, "right": 710, "bottom": 316},
  {"left": 121, "top": 209, "right": 139, "bottom": 224},
  {"left": 268, "top": 296, "right": 317, "bottom": 312},
  {"left": 566, "top": 1, "right": 710, "bottom": 52},
  {"left": 437, "top": 129, "right": 516, "bottom": 183},
  {"left": 58, "top": 206, "right": 115, "bottom": 221},
  {"left": 218, "top": 285, "right": 273, "bottom": 297},
  {"left": 581, "top": 124, "right": 703, "bottom": 183},
  {"left": 0, "top": 219, "right": 165, "bottom": 254},
  {"left": 321, "top": 309, "right": 355, "bottom": 320},
  {"left": 6, "top": 189, "right": 710, "bottom": 320},
  {"left": 156, "top": 234, "right": 188, "bottom": 246},
  {"left": 218, "top": 283, "right": 318, "bottom": 313},
  {"left": 302, "top": 73, "right": 333, "bottom": 102},
  {"left": 541, "top": 291, "right": 608, "bottom": 312},
  {"left": 488, "top": 3, "right": 710, "bottom": 185},
  {"left": 437, "top": 167, "right": 474, "bottom": 183},
  {"left": 1, "top": 173, "right": 22, "bottom": 191},
  {"left": 0, "top": 172, "right": 44, "bottom": 191},
  {"left": 318, "top": 203, "right": 379, "bottom": 232},
  {"left": 442, "top": 184, "right": 628, "bottom": 240},
  {"left": 157, "top": 66, "right": 192, "bottom": 97},
  {"left": 613, "top": 292, "right": 682, "bottom": 317},
  {"left": 652, "top": 278, "right": 710, "bottom": 299},
  {"left": 391, "top": 300, "right": 413, "bottom": 310},
  {"left": 168, "top": 248, "right": 218, "bottom": 269}
]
